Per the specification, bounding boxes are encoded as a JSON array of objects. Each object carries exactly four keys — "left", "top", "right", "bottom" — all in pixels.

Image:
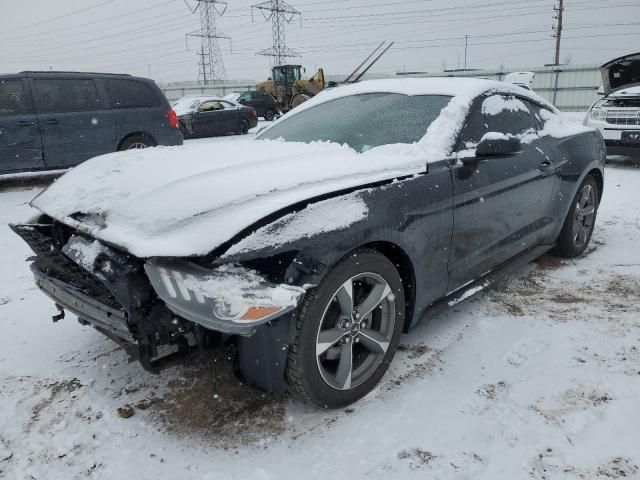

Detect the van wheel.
[
  {"left": 287, "top": 250, "right": 405, "bottom": 408},
  {"left": 264, "top": 109, "right": 276, "bottom": 121},
  {"left": 118, "top": 135, "right": 155, "bottom": 150}
]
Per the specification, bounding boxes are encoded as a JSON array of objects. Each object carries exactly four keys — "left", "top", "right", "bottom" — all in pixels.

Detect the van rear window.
[{"left": 104, "top": 79, "right": 159, "bottom": 108}]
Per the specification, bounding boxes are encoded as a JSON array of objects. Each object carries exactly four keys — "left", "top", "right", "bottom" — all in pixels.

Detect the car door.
[
  {"left": 219, "top": 100, "right": 240, "bottom": 132},
  {"left": 448, "top": 94, "right": 558, "bottom": 290},
  {"left": 0, "top": 77, "right": 44, "bottom": 173},
  {"left": 31, "top": 77, "right": 111, "bottom": 168},
  {"left": 190, "top": 100, "right": 225, "bottom": 137}
]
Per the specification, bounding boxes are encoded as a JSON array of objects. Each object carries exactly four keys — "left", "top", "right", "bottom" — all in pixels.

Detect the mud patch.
[
  {"left": 398, "top": 448, "right": 435, "bottom": 469},
  {"left": 476, "top": 381, "right": 508, "bottom": 400},
  {"left": 30, "top": 378, "right": 83, "bottom": 430},
  {"left": 145, "top": 347, "right": 285, "bottom": 447}
]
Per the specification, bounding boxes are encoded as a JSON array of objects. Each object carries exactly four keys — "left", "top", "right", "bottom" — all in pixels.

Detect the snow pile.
[
  {"left": 225, "top": 191, "right": 369, "bottom": 256},
  {"left": 180, "top": 264, "right": 305, "bottom": 313},
  {"left": 480, "top": 95, "right": 529, "bottom": 115},
  {"left": 539, "top": 109, "right": 594, "bottom": 138},
  {"left": 480, "top": 132, "right": 510, "bottom": 141}
]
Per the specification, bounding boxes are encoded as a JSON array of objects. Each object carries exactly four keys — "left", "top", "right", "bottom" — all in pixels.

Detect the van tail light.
[{"left": 166, "top": 108, "right": 179, "bottom": 128}]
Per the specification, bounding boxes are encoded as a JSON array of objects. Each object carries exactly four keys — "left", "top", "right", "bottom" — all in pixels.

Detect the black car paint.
[
  {"left": 12, "top": 87, "right": 605, "bottom": 393},
  {"left": 0, "top": 71, "right": 183, "bottom": 174},
  {"left": 237, "top": 91, "right": 279, "bottom": 118},
  {"left": 178, "top": 101, "right": 258, "bottom": 138}
]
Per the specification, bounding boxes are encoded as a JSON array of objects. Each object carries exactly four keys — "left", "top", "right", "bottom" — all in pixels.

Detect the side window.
[
  {"left": 198, "top": 100, "right": 222, "bottom": 111},
  {"left": 34, "top": 79, "right": 101, "bottom": 114},
  {"left": 461, "top": 94, "right": 538, "bottom": 145},
  {"left": 104, "top": 79, "right": 159, "bottom": 108},
  {"left": 0, "top": 79, "right": 31, "bottom": 115},
  {"left": 220, "top": 101, "right": 236, "bottom": 110}
]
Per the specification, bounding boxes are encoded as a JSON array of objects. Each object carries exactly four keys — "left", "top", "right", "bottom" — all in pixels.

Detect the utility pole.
[
  {"left": 464, "top": 34, "right": 469, "bottom": 70},
  {"left": 552, "top": 0, "right": 564, "bottom": 65},
  {"left": 251, "top": 0, "right": 301, "bottom": 67},
  {"left": 185, "top": 0, "right": 230, "bottom": 84}
]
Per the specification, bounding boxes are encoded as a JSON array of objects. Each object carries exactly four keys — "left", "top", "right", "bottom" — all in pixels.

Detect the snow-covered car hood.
[
  {"left": 601, "top": 52, "right": 640, "bottom": 95},
  {"left": 31, "top": 139, "right": 432, "bottom": 258}
]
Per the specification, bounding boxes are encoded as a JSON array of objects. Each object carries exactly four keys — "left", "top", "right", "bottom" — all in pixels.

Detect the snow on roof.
[{"left": 277, "top": 77, "right": 556, "bottom": 120}]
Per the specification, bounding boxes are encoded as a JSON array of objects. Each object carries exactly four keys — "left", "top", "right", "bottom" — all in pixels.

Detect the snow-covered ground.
[{"left": 1, "top": 131, "right": 640, "bottom": 480}]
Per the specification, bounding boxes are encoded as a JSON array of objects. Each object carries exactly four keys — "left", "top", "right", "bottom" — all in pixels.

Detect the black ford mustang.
[
  {"left": 11, "top": 78, "right": 605, "bottom": 408},
  {"left": 173, "top": 96, "right": 258, "bottom": 138}
]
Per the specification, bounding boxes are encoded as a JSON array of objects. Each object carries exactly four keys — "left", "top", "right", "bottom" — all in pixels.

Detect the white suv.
[{"left": 585, "top": 52, "right": 640, "bottom": 158}]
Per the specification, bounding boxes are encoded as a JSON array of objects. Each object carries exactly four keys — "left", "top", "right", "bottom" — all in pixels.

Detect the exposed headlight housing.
[
  {"left": 144, "top": 259, "right": 305, "bottom": 335},
  {"left": 590, "top": 108, "right": 607, "bottom": 122}
]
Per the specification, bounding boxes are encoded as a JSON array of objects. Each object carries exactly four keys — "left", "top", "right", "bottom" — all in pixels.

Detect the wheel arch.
[
  {"left": 587, "top": 168, "right": 604, "bottom": 204},
  {"left": 359, "top": 241, "right": 416, "bottom": 332},
  {"left": 117, "top": 131, "right": 157, "bottom": 150}
]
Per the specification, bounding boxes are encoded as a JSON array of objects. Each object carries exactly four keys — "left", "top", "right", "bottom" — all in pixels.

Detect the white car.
[{"left": 585, "top": 52, "right": 640, "bottom": 158}]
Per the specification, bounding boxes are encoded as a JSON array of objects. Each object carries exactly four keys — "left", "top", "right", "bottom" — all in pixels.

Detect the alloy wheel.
[
  {"left": 573, "top": 183, "right": 596, "bottom": 248},
  {"left": 315, "top": 272, "right": 396, "bottom": 391},
  {"left": 126, "top": 142, "right": 149, "bottom": 149}
]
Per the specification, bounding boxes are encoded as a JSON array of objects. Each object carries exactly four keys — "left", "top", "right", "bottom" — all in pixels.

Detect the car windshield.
[{"left": 257, "top": 93, "right": 451, "bottom": 152}]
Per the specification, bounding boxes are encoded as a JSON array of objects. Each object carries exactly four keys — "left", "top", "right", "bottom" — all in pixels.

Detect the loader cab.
[{"left": 272, "top": 65, "right": 303, "bottom": 84}]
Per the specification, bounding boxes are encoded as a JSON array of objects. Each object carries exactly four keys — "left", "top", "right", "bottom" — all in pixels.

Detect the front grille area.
[
  {"left": 11, "top": 223, "right": 124, "bottom": 311},
  {"left": 605, "top": 109, "right": 640, "bottom": 126}
]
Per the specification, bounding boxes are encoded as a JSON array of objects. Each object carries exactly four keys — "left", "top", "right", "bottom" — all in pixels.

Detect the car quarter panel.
[
  {"left": 544, "top": 130, "right": 606, "bottom": 242},
  {"left": 220, "top": 160, "right": 454, "bottom": 328}
]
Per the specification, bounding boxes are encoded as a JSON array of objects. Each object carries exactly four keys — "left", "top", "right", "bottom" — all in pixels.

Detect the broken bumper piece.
[{"left": 144, "top": 258, "right": 306, "bottom": 336}]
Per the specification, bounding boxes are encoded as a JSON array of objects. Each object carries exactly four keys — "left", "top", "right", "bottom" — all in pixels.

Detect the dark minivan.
[{"left": 0, "top": 71, "right": 183, "bottom": 175}]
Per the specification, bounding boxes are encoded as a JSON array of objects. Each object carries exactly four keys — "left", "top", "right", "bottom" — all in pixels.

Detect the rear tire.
[
  {"left": 264, "top": 109, "right": 276, "bottom": 121},
  {"left": 287, "top": 250, "right": 405, "bottom": 408},
  {"left": 118, "top": 135, "right": 155, "bottom": 151},
  {"left": 237, "top": 118, "right": 250, "bottom": 135},
  {"left": 553, "top": 175, "right": 599, "bottom": 258}
]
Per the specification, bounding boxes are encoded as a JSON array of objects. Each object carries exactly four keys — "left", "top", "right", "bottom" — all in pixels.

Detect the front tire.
[
  {"left": 287, "top": 250, "right": 405, "bottom": 408},
  {"left": 553, "top": 175, "right": 599, "bottom": 258},
  {"left": 264, "top": 109, "right": 276, "bottom": 121}
]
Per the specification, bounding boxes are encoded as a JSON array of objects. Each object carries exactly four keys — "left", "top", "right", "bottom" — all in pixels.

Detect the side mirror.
[
  {"left": 475, "top": 135, "right": 521, "bottom": 157},
  {"left": 597, "top": 85, "right": 605, "bottom": 95}
]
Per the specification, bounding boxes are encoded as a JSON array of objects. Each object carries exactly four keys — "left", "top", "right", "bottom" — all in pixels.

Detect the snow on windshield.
[{"left": 481, "top": 95, "right": 530, "bottom": 115}]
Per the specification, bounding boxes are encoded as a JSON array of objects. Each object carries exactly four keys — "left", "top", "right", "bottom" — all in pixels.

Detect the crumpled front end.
[{"left": 10, "top": 217, "right": 306, "bottom": 387}]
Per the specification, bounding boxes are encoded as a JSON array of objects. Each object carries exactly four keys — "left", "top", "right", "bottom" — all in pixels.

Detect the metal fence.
[
  {"left": 398, "top": 64, "right": 602, "bottom": 112},
  {"left": 159, "top": 82, "right": 256, "bottom": 102}
]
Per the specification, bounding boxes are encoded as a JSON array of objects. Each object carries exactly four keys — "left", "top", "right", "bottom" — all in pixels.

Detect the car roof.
[{"left": 291, "top": 77, "right": 557, "bottom": 117}]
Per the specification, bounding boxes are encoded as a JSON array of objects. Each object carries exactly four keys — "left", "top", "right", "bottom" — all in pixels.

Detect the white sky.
[{"left": 0, "top": 0, "right": 638, "bottom": 83}]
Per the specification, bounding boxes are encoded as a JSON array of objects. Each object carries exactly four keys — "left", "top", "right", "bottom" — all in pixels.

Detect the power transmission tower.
[
  {"left": 185, "top": 0, "right": 229, "bottom": 84},
  {"left": 251, "top": 0, "right": 301, "bottom": 67},
  {"left": 552, "top": 0, "right": 564, "bottom": 65}
]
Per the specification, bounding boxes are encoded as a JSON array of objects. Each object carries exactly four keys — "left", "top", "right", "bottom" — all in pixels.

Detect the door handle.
[
  {"left": 539, "top": 160, "right": 552, "bottom": 171},
  {"left": 44, "top": 119, "right": 59, "bottom": 125},
  {"left": 16, "top": 120, "right": 35, "bottom": 127}
]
